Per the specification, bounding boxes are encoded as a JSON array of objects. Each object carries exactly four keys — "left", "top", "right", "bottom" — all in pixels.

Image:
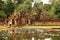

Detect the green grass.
[
  {"left": 22, "top": 26, "right": 60, "bottom": 28},
  {"left": 0, "top": 26, "right": 60, "bottom": 31}
]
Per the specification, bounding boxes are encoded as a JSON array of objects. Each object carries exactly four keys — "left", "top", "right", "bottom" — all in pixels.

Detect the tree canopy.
[{"left": 0, "top": 0, "right": 60, "bottom": 20}]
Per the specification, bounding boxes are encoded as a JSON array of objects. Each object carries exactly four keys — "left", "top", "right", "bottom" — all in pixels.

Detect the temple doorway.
[{"left": 12, "top": 19, "right": 15, "bottom": 25}]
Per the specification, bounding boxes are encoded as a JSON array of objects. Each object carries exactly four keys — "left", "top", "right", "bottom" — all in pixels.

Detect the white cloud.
[{"left": 41, "top": 0, "right": 51, "bottom": 4}]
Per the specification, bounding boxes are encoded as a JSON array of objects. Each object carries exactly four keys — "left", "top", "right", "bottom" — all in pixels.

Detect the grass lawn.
[
  {"left": 22, "top": 26, "right": 60, "bottom": 28},
  {"left": 0, "top": 26, "right": 60, "bottom": 31}
]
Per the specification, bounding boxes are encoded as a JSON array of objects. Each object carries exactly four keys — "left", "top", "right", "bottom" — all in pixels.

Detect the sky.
[
  {"left": 41, "top": 0, "right": 51, "bottom": 4},
  {"left": 32, "top": 0, "right": 51, "bottom": 7}
]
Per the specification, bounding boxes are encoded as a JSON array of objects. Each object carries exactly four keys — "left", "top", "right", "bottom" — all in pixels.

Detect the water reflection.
[
  {"left": 44, "top": 38, "right": 52, "bottom": 40},
  {"left": 32, "top": 37, "right": 34, "bottom": 40},
  {"left": 0, "top": 28, "right": 60, "bottom": 40}
]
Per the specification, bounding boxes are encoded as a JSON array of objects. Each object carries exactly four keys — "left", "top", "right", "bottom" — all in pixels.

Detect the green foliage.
[
  {"left": 16, "top": 4, "right": 29, "bottom": 15},
  {"left": 0, "top": 0, "right": 60, "bottom": 20},
  {"left": 51, "top": 36, "right": 60, "bottom": 40},
  {"left": 33, "top": 2, "right": 43, "bottom": 15},
  {"left": 48, "top": 7, "right": 56, "bottom": 16},
  {"left": 46, "top": 0, "right": 60, "bottom": 19},
  {"left": 43, "top": 4, "right": 51, "bottom": 11},
  {"left": 54, "top": 0, "right": 60, "bottom": 18},
  {"left": 36, "top": 2, "right": 43, "bottom": 11},
  {"left": 0, "top": 11, "right": 7, "bottom": 18},
  {"left": 17, "top": 0, "right": 24, "bottom": 4},
  {"left": 4, "top": 0, "right": 15, "bottom": 17},
  {"left": 16, "top": 0, "right": 32, "bottom": 15},
  {"left": 25, "top": 0, "right": 32, "bottom": 5},
  {"left": 25, "top": 0, "right": 32, "bottom": 10},
  {"left": 0, "top": 0, "right": 5, "bottom": 10}
]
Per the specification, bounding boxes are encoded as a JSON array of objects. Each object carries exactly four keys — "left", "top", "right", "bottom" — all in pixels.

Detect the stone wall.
[{"left": 32, "top": 21, "right": 60, "bottom": 26}]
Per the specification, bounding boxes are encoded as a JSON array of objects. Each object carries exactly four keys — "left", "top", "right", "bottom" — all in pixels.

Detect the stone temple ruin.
[
  {"left": 5, "top": 10, "right": 60, "bottom": 27},
  {"left": 5, "top": 10, "right": 18, "bottom": 27},
  {"left": 5, "top": 10, "right": 28, "bottom": 27}
]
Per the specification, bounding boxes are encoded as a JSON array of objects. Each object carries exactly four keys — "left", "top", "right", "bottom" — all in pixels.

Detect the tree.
[
  {"left": 16, "top": 4, "right": 29, "bottom": 15},
  {"left": 0, "top": 0, "right": 7, "bottom": 19},
  {"left": 0, "top": 0, "right": 5, "bottom": 10},
  {"left": 17, "top": 0, "right": 25, "bottom": 4},
  {"left": 0, "top": 11, "right": 7, "bottom": 18},
  {"left": 43, "top": 4, "right": 51, "bottom": 11},
  {"left": 31, "top": 2, "right": 43, "bottom": 15},
  {"left": 54, "top": 0, "right": 60, "bottom": 18},
  {"left": 44, "top": 0, "right": 58, "bottom": 20},
  {"left": 4, "top": 0, "right": 15, "bottom": 17},
  {"left": 25, "top": 0, "right": 32, "bottom": 11}
]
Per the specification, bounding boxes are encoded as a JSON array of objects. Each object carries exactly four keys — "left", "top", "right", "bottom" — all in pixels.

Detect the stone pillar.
[
  {"left": 15, "top": 20, "right": 17, "bottom": 26},
  {"left": 8, "top": 20, "right": 12, "bottom": 27}
]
